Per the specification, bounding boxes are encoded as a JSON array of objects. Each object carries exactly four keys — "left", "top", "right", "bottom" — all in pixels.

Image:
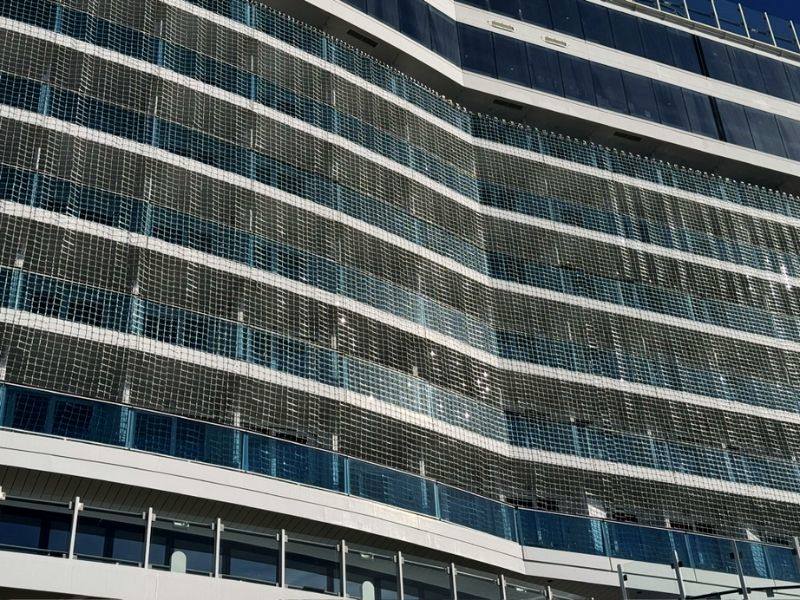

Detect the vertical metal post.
[
  {"left": 765, "top": 13, "right": 777, "bottom": 46},
  {"left": 450, "top": 562, "right": 458, "bottom": 600},
  {"left": 732, "top": 542, "right": 750, "bottom": 600},
  {"left": 67, "top": 496, "right": 83, "bottom": 559},
  {"left": 791, "top": 21, "right": 800, "bottom": 52},
  {"left": 279, "top": 529, "right": 287, "bottom": 587},
  {"left": 738, "top": 3, "right": 751, "bottom": 38},
  {"left": 655, "top": 0, "right": 662, "bottom": 12},
  {"left": 499, "top": 574, "right": 508, "bottom": 600},
  {"left": 143, "top": 507, "right": 154, "bottom": 568},
  {"left": 710, "top": 0, "right": 721, "bottom": 29},
  {"left": 396, "top": 551, "right": 405, "bottom": 600},
  {"left": 672, "top": 549, "right": 687, "bottom": 600},
  {"left": 213, "top": 517, "right": 223, "bottom": 578},
  {"left": 617, "top": 565, "right": 629, "bottom": 600},
  {"left": 340, "top": 540, "right": 347, "bottom": 598},
  {"left": 793, "top": 537, "right": 800, "bottom": 580},
  {"left": 0, "top": 486, "right": 5, "bottom": 501},
  {"left": 545, "top": 585, "right": 554, "bottom": 600},
  {"left": 683, "top": 0, "right": 691, "bottom": 21}
]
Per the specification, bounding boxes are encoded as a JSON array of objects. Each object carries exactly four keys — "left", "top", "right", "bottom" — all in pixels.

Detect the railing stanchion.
[
  {"left": 499, "top": 573, "right": 508, "bottom": 600},
  {"left": 396, "top": 551, "right": 405, "bottom": 600},
  {"left": 450, "top": 562, "right": 458, "bottom": 600},
  {"left": 672, "top": 549, "right": 687, "bottom": 600},
  {"left": 67, "top": 496, "right": 83, "bottom": 559},
  {"left": 213, "top": 517, "right": 223, "bottom": 578},
  {"left": 279, "top": 529, "right": 287, "bottom": 587},
  {"left": 733, "top": 542, "right": 750, "bottom": 600},
  {"left": 340, "top": 539, "right": 347, "bottom": 597},
  {"left": 617, "top": 564, "right": 628, "bottom": 600},
  {"left": 793, "top": 537, "right": 800, "bottom": 579},
  {"left": 143, "top": 507, "right": 154, "bottom": 568}
]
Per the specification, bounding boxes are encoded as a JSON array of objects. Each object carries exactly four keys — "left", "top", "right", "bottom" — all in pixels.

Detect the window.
[
  {"left": 640, "top": 19, "right": 674, "bottom": 65},
  {"left": 622, "top": 72, "right": 659, "bottom": 121},
  {"left": 686, "top": 0, "right": 717, "bottom": 26},
  {"left": 430, "top": 9, "right": 459, "bottom": 65},
  {"left": 527, "top": 43, "right": 564, "bottom": 96},
  {"left": 716, "top": 99, "right": 755, "bottom": 148},
  {"left": 494, "top": 34, "right": 530, "bottom": 86},
  {"left": 682, "top": 89, "right": 719, "bottom": 138},
  {"left": 366, "top": 0, "right": 399, "bottom": 28},
  {"left": 715, "top": 0, "right": 747, "bottom": 36},
  {"left": 777, "top": 115, "right": 800, "bottom": 162},
  {"left": 559, "top": 53, "right": 595, "bottom": 105},
  {"left": 786, "top": 64, "right": 800, "bottom": 103},
  {"left": 728, "top": 46, "right": 766, "bottom": 93},
  {"left": 698, "top": 38, "right": 735, "bottom": 84},
  {"left": 653, "top": 80, "right": 690, "bottom": 130},
  {"left": 489, "top": 0, "right": 521, "bottom": 20},
  {"left": 398, "top": 0, "right": 431, "bottom": 48},
  {"left": 668, "top": 29, "right": 702, "bottom": 74},
  {"left": 520, "top": 0, "right": 551, "bottom": 28},
  {"left": 591, "top": 62, "right": 627, "bottom": 113},
  {"left": 756, "top": 55, "right": 793, "bottom": 102},
  {"left": 458, "top": 24, "right": 497, "bottom": 77},
  {"left": 549, "top": 0, "right": 583, "bottom": 38},
  {"left": 609, "top": 10, "right": 644, "bottom": 55},
  {"left": 578, "top": 1, "right": 613, "bottom": 46},
  {"left": 745, "top": 108, "right": 787, "bottom": 158}
]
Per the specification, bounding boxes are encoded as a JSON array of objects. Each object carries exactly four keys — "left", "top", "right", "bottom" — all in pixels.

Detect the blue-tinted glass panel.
[
  {"left": 786, "top": 64, "right": 800, "bottom": 103},
  {"left": 343, "top": 0, "right": 366, "bottom": 10},
  {"left": 367, "top": 0, "right": 399, "bottom": 28},
  {"left": 549, "top": 0, "right": 583, "bottom": 37},
  {"left": 559, "top": 53, "right": 595, "bottom": 104},
  {"left": 741, "top": 6, "right": 773, "bottom": 44},
  {"left": 285, "top": 539, "right": 340, "bottom": 594},
  {"left": 579, "top": 1, "right": 614, "bottom": 47},
  {"left": 622, "top": 72, "right": 659, "bottom": 121},
  {"left": 640, "top": 19, "right": 674, "bottom": 65},
  {"left": 149, "top": 524, "right": 214, "bottom": 574},
  {"left": 660, "top": 0, "right": 687, "bottom": 17},
  {"left": 518, "top": 510, "right": 605, "bottom": 555},
  {"left": 668, "top": 29, "right": 702, "bottom": 74},
  {"left": 770, "top": 16, "right": 800, "bottom": 53},
  {"left": 683, "top": 89, "right": 719, "bottom": 138},
  {"left": 765, "top": 544, "right": 800, "bottom": 582},
  {"left": 757, "top": 55, "right": 793, "bottom": 101},
  {"left": 653, "top": 80, "right": 690, "bottom": 130},
  {"left": 349, "top": 459, "right": 437, "bottom": 516},
  {"left": 717, "top": 98, "right": 755, "bottom": 148},
  {"left": 398, "top": 0, "right": 431, "bottom": 48},
  {"left": 606, "top": 522, "right": 677, "bottom": 565},
  {"left": 460, "top": 0, "right": 490, "bottom": 9},
  {"left": 745, "top": 108, "right": 787, "bottom": 157},
  {"left": 728, "top": 46, "right": 767, "bottom": 93},
  {"left": 686, "top": 534, "right": 736, "bottom": 573},
  {"left": 494, "top": 34, "right": 531, "bottom": 86},
  {"left": 527, "top": 43, "right": 564, "bottom": 96},
  {"left": 716, "top": 0, "right": 747, "bottom": 36},
  {"left": 430, "top": 9, "right": 460, "bottom": 65},
  {"left": 592, "top": 62, "right": 627, "bottom": 113},
  {"left": 75, "top": 516, "right": 144, "bottom": 565},
  {"left": 220, "top": 530, "right": 278, "bottom": 584},
  {"left": 489, "top": 0, "right": 521, "bottom": 20},
  {"left": 609, "top": 10, "right": 644, "bottom": 55},
  {"left": 687, "top": 0, "right": 717, "bottom": 26},
  {"left": 0, "top": 505, "right": 71, "bottom": 555},
  {"left": 699, "top": 38, "right": 736, "bottom": 84},
  {"left": 520, "top": 0, "right": 551, "bottom": 28},
  {"left": 776, "top": 115, "right": 800, "bottom": 162},
  {"left": 459, "top": 24, "right": 497, "bottom": 77}
]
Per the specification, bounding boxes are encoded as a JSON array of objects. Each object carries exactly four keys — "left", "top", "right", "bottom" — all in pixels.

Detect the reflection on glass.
[
  {"left": 347, "top": 547, "right": 398, "bottom": 600},
  {"left": 220, "top": 527, "right": 279, "bottom": 584},
  {"left": 286, "top": 537, "right": 341, "bottom": 594},
  {"left": 404, "top": 558, "right": 451, "bottom": 600}
]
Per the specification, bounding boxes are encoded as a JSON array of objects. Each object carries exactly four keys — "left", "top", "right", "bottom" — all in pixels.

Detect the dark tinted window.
[
  {"left": 728, "top": 46, "right": 766, "bottom": 93},
  {"left": 757, "top": 56, "right": 793, "bottom": 101},
  {"left": 640, "top": 19, "right": 674, "bottom": 65},
  {"left": 592, "top": 62, "right": 627, "bottom": 113},
  {"left": 622, "top": 72, "right": 659, "bottom": 121},
  {"left": 398, "top": 0, "right": 431, "bottom": 48},
  {"left": 459, "top": 0, "right": 490, "bottom": 9},
  {"left": 609, "top": 10, "right": 644, "bottom": 56},
  {"left": 682, "top": 89, "right": 719, "bottom": 138},
  {"left": 653, "top": 80, "right": 689, "bottom": 130},
  {"left": 578, "top": 1, "right": 614, "bottom": 47},
  {"left": 698, "top": 38, "right": 735, "bottom": 84},
  {"left": 520, "top": 0, "right": 551, "bottom": 28},
  {"left": 686, "top": 0, "right": 717, "bottom": 26},
  {"left": 717, "top": 99, "right": 755, "bottom": 148},
  {"left": 786, "top": 65, "right": 800, "bottom": 103},
  {"left": 527, "top": 43, "right": 563, "bottom": 95},
  {"left": 458, "top": 24, "right": 497, "bottom": 77},
  {"left": 776, "top": 116, "right": 800, "bottom": 161},
  {"left": 549, "top": 0, "right": 583, "bottom": 38},
  {"left": 559, "top": 53, "right": 595, "bottom": 104},
  {"left": 668, "top": 29, "right": 702, "bottom": 74},
  {"left": 430, "top": 9, "right": 460, "bottom": 65},
  {"left": 490, "top": 0, "right": 521, "bottom": 19},
  {"left": 367, "top": 0, "right": 399, "bottom": 28},
  {"left": 494, "top": 34, "right": 531, "bottom": 86},
  {"left": 745, "top": 108, "right": 787, "bottom": 157}
]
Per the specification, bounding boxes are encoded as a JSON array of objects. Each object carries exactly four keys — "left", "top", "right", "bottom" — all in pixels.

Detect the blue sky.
[{"left": 738, "top": 0, "right": 800, "bottom": 22}]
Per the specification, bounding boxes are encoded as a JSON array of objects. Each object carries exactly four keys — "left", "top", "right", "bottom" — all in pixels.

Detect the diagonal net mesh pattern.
[{"left": 1, "top": 0, "right": 800, "bottom": 544}]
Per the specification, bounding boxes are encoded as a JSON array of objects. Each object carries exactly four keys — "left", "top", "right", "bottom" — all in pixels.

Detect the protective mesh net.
[{"left": 1, "top": 0, "right": 800, "bottom": 543}]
